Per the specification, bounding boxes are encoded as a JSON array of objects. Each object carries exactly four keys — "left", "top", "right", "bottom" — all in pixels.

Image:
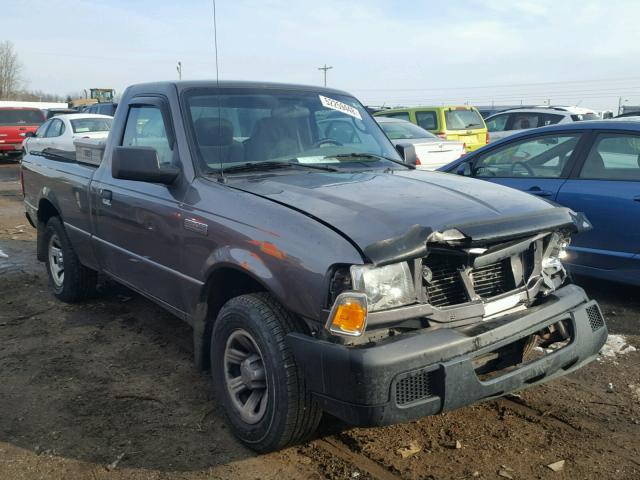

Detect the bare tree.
[{"left": 0, "top": 40, "right": 23, "bottom": 99}]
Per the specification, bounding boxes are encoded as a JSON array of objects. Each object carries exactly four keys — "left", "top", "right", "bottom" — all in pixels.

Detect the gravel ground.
[{"left": 1, "top": 160, "right": 638, "bottom": 480}]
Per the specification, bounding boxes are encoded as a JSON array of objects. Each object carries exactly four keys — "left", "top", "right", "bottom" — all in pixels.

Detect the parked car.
[
  {"left": 22, "top": 80, "right": 606, "bottom": 452},
  {"left": 84, "top": 102, "right": 117, "bottom": 116},
  {"left": 439, "top": 121, "right": 640, "bottom": 286},
  {"left": 23, "top": 114, "right": 112, "bottom": 155},
  {"left": 375, "top": 116, "right": 465, "bottom": 169},
  {"left": 374, "top": 106, "right": 488, "bottom": 151},
  {"left": 485, "top": 106, "right": 600, "bottom": 143},
  {"left": 0, "top": 107, "right": 46, "bottom": 161},
  {"left": 43, "top": 108, "right": 79, "bottom": 119}
]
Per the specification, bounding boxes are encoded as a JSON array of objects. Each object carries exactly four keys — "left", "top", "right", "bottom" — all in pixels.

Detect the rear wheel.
[
  {"left": 210, "top": 293, "right": 321, "bottom": 452},
  {"left": 43, "top": 217, "right": 97, "bottom": 302}
]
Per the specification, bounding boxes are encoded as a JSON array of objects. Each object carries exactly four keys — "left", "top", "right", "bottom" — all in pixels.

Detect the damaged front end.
[{"left": 324, "top": 207, "right": 591, "bottom": 340}]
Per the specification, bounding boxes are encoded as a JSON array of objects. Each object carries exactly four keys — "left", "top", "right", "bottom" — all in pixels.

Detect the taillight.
[
  {"left": 415, "top": 156, "right": 422, "bottom": 166},
  {"left": 486, "top": 132, "right": 490, "bottom": 144},
  {"left": 462, "top": 143, "right": 467, "bottom": 152},
  {"left": 437, "top": 133, "right": 447, "bottom": 139}
]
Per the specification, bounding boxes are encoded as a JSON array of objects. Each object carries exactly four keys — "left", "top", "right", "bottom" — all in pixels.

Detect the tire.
[
  {"left": 210, "top": 293, "right": 322, "bottom": 452},
  {"left": 43, "top": 217, "right": 97, "bottom": 302}
]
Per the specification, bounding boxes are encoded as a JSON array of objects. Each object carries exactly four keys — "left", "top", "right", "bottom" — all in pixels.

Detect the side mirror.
[
  {"left": 24, "top": 131, "right": 36, "bottom": 138},
  {"left": 456, "top": 160, "right": 472, "bottom": 176},
  {"left": 112, "top": 146, "right": 179, "bottom": 184},
  {"left": 395, "top": 143, "right": 417, "bottom": 166}
]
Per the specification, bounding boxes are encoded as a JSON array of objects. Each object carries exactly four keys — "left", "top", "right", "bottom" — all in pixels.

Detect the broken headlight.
[
  {"left": 351, "top": 262, "right": 416, "bottom": 312},
  {"left": 541, "top": 234, "right": 570, "bottom": 291}
]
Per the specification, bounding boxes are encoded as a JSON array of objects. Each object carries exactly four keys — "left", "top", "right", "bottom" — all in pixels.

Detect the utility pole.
[
  {"left": 177, "top": 61, "right": 182, "bottom": 80},
  {"left": 318, "top": 64, "right": 333, "bottom": 87}
]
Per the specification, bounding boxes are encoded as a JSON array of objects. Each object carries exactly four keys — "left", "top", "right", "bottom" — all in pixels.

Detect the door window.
[
  {"left": 579, "top": 134, "right": 640, "bottom": 180},
  {"left": 540, "top": 113, "right": 564, "bottom": 126},
  {"left": 474, "top": 134, "right": 581, "bottom": 178},
  {"left": 415, "top": 111, "right": 438, "bottom": 130},
  {"left": 45, "top": 119, "right": 64, "bottom": 137},
  {"left": 35, "top": 120, "right": 51, "bottom": 137},
  {"left": 485, "top": 114, "right": 508, "bottom": 132},
  {"left": 509, "top": 113, "right": 539, "bottom": 130},
  {"left": 122, "top": 105, "right": 173, "bottom": 165}
]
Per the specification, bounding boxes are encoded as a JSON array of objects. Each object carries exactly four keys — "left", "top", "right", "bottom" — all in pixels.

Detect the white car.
[
  {"left": 485, "top": 106, "right": 600, "bottom": 142},
  {"left": 375, "top": 117, "right": 465, "bottom": 170},
  {"left": 23, "top": 113, "right": 112, "bottom": 154}
]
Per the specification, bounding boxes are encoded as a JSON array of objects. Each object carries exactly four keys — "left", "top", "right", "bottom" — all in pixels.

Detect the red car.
[{"left": 0, "top": 107, "right": 46, "bottom": 161}]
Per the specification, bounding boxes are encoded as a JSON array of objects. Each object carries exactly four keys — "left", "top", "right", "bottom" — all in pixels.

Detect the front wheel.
[
  {"left": 43, "top": 217, "right": 97, "bottom": 302},
  {"left": 210, "top": 293, "right": 321, "bottom": 452}
]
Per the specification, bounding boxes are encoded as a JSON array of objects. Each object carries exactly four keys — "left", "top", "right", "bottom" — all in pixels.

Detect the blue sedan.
[{"left": 439, "top": 121, "right": 640, "bottom": 286}]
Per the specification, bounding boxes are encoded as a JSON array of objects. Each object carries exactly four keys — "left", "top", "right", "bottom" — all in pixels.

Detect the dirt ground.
[{"left": 1, "top": 160, "right": 638, "bottom": 480}]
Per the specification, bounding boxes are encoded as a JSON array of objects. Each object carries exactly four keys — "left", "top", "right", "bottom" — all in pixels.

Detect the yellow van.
[{"left": 374, "top": 106, "right": 489, "bottom": 151}]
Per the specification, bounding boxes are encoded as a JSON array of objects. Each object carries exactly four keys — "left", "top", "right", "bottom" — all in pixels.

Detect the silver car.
[{"left": 375, "top": 117, "right": 465, "bottom": 170}]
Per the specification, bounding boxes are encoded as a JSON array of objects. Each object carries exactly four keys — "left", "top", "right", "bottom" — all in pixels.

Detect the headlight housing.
[{"left": 350, "top": 262, "right": 416, "bottom": 312}]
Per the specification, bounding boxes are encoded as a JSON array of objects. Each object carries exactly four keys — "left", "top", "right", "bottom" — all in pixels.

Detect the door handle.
[
  {"left": 527, "top": 186, "right": 553, "bottom": 197},
  {"left": 99, "top": 189, "right": 112, "bottom": 206},
  {"left": 634, "top": 195, "right": 640, "bottom": 202}
]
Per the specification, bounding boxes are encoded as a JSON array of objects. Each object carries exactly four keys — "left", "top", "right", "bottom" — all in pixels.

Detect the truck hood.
[{"left": 229, "top": 170, "right": 587, "bottom": 264}]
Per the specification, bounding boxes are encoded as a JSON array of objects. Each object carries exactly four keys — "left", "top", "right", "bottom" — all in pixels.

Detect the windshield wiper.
[
  {"left": 218, "top": 160, "right": 339, "bottom": 174},
  {"left": 331, "top": 152, "right": 415, "bottom": 170},
  {"left": 464, "top": 123, "right": 483, "bottom": 128}
]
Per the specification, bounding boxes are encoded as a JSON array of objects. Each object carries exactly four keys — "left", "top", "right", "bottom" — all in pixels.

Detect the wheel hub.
[{"left": 223, "top": 329, "right": 268, "bottom": 424}]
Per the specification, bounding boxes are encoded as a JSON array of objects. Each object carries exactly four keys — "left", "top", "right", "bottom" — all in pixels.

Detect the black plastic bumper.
[{"left": 286, "top": 284, "right": 607, "bottom": 427}]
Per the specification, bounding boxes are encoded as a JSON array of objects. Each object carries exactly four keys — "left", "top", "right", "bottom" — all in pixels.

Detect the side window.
[
  {"left": 35, "top": 120, "right": 51, "bottom": 137},
  {"left": 510, "top": 113, "right": 539, "bottom": 130},
  {"left": 579, "top": 134, "right": 640, "bottom": 180},
  {"left": 415, "top": 111, "right": 437, "bottom": 130},
  {"left": 384, "top": 112, "right": 411, "bottom": 122},
  {"left": 45, "top": 119, "right": 63, "bottom": 137},
  {"left": 122, "top": 105, "right": 173, "bottom": 165},
  {"left": 474, "top": 134, "right": 580, "bottom": 178},
  {"left": 485, "top": 114, "right": 508, "bottom": 132},
  {"left": 541, "top": 113, "right": 564, "bottom": 126}
]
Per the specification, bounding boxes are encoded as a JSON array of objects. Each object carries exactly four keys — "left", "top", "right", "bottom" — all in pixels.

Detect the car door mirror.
[
  {"left": 24, "top": 131, "right": 36, "bottom": 138},
  {"left": 112, "top": 146, "right": 180, "bottom": 184},
  {"left": 395, "top": 143, "right": 417, "bottom": 166}
]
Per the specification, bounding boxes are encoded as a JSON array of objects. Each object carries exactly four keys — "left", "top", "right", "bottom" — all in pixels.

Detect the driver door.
[{"left": 471, "top": 132, "right": 586, "bottom": 200}]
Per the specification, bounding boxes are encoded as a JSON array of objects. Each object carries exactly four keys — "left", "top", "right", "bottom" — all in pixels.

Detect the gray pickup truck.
[{"left": 21, "top": 81, "right": 607, "bottom": 452}]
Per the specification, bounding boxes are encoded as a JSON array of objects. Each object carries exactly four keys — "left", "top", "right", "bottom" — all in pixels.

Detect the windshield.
[
  {"left": 183, "top": 88, "right": 402, "bottom": 173},
  {"left": 444, "top": 109, "right": 484, "bottom": 130},
  {"left": 70, "top": 118, "right": 112, "bottom": 133},
  {"left": 377, "top": 120, "right": 437, "bottom": 140},
  {"left": 0, "top": 109, "right": 44, "bottom": 126}
]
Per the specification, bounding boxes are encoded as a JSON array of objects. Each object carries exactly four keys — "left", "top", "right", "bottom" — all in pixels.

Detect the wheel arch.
[{"left": 36, "top": 198, "right": 62, "bottom": 262}]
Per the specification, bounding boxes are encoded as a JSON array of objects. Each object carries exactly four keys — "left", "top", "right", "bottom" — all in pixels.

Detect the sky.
[{"left": 4, "top": 0, "right": 640, "bottom": 112}]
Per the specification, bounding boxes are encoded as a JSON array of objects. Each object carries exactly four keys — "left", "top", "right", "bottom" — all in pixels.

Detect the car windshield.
[
  {"left": 378, "top": 120, "right": 437, "bottom": 140},
  {"left": 444, "top": 109, "right": 484, "bottom": 130},
  {"left": 0, "top": 109, "right": 44, "bottom": 126},
  {"left": 183, "top": 88, "right": 403, "bottom": 173},
  {"left": 70, "top": 118, "right": 112, "bottom": 133}
]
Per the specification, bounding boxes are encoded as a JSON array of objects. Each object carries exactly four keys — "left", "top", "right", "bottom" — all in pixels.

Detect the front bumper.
[
  {"left": 287, "top": 284, "right": 606, "bottom": 426},
  {"left": 0, "top": 143, "right": 22, "bottom": 153}
]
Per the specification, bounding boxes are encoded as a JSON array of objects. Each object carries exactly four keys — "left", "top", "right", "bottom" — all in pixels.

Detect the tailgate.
[{"left": 0, "top": 125, "right": 36, "bottom": 145}]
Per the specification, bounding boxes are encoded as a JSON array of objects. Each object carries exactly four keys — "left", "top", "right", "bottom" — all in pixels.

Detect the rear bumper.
[
  {"left": 0, "top": 143, "right": 23, "bottom": 154},
  {"left": 287, "top": 284, "right": 606, "bottom": 426}
]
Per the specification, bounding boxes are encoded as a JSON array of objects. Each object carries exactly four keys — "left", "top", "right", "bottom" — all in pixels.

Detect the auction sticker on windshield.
[{"left": 319, "top": 95, "right": 362, "bottom": 120}]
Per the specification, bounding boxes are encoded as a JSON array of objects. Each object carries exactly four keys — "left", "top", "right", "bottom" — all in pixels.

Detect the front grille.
[
  {"left": 586, "top": 304, "right": 605, "bottom": 331},
  {"left": 423, "top": 254, "right": 516, "bottom": 307},
  {"left": 395, "top": 368, "right": 434, "bottom": 406},
  {"left": 423, "top": 255, "right": 467, "bottom": 307},
  {"left": 471, "top": 260, "right": 515, "bottom": 298}
]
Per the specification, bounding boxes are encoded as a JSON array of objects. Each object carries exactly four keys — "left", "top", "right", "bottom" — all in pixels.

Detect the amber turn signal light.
[{"left": 325, "top": 293, "right": 368, "bottom": 337}]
